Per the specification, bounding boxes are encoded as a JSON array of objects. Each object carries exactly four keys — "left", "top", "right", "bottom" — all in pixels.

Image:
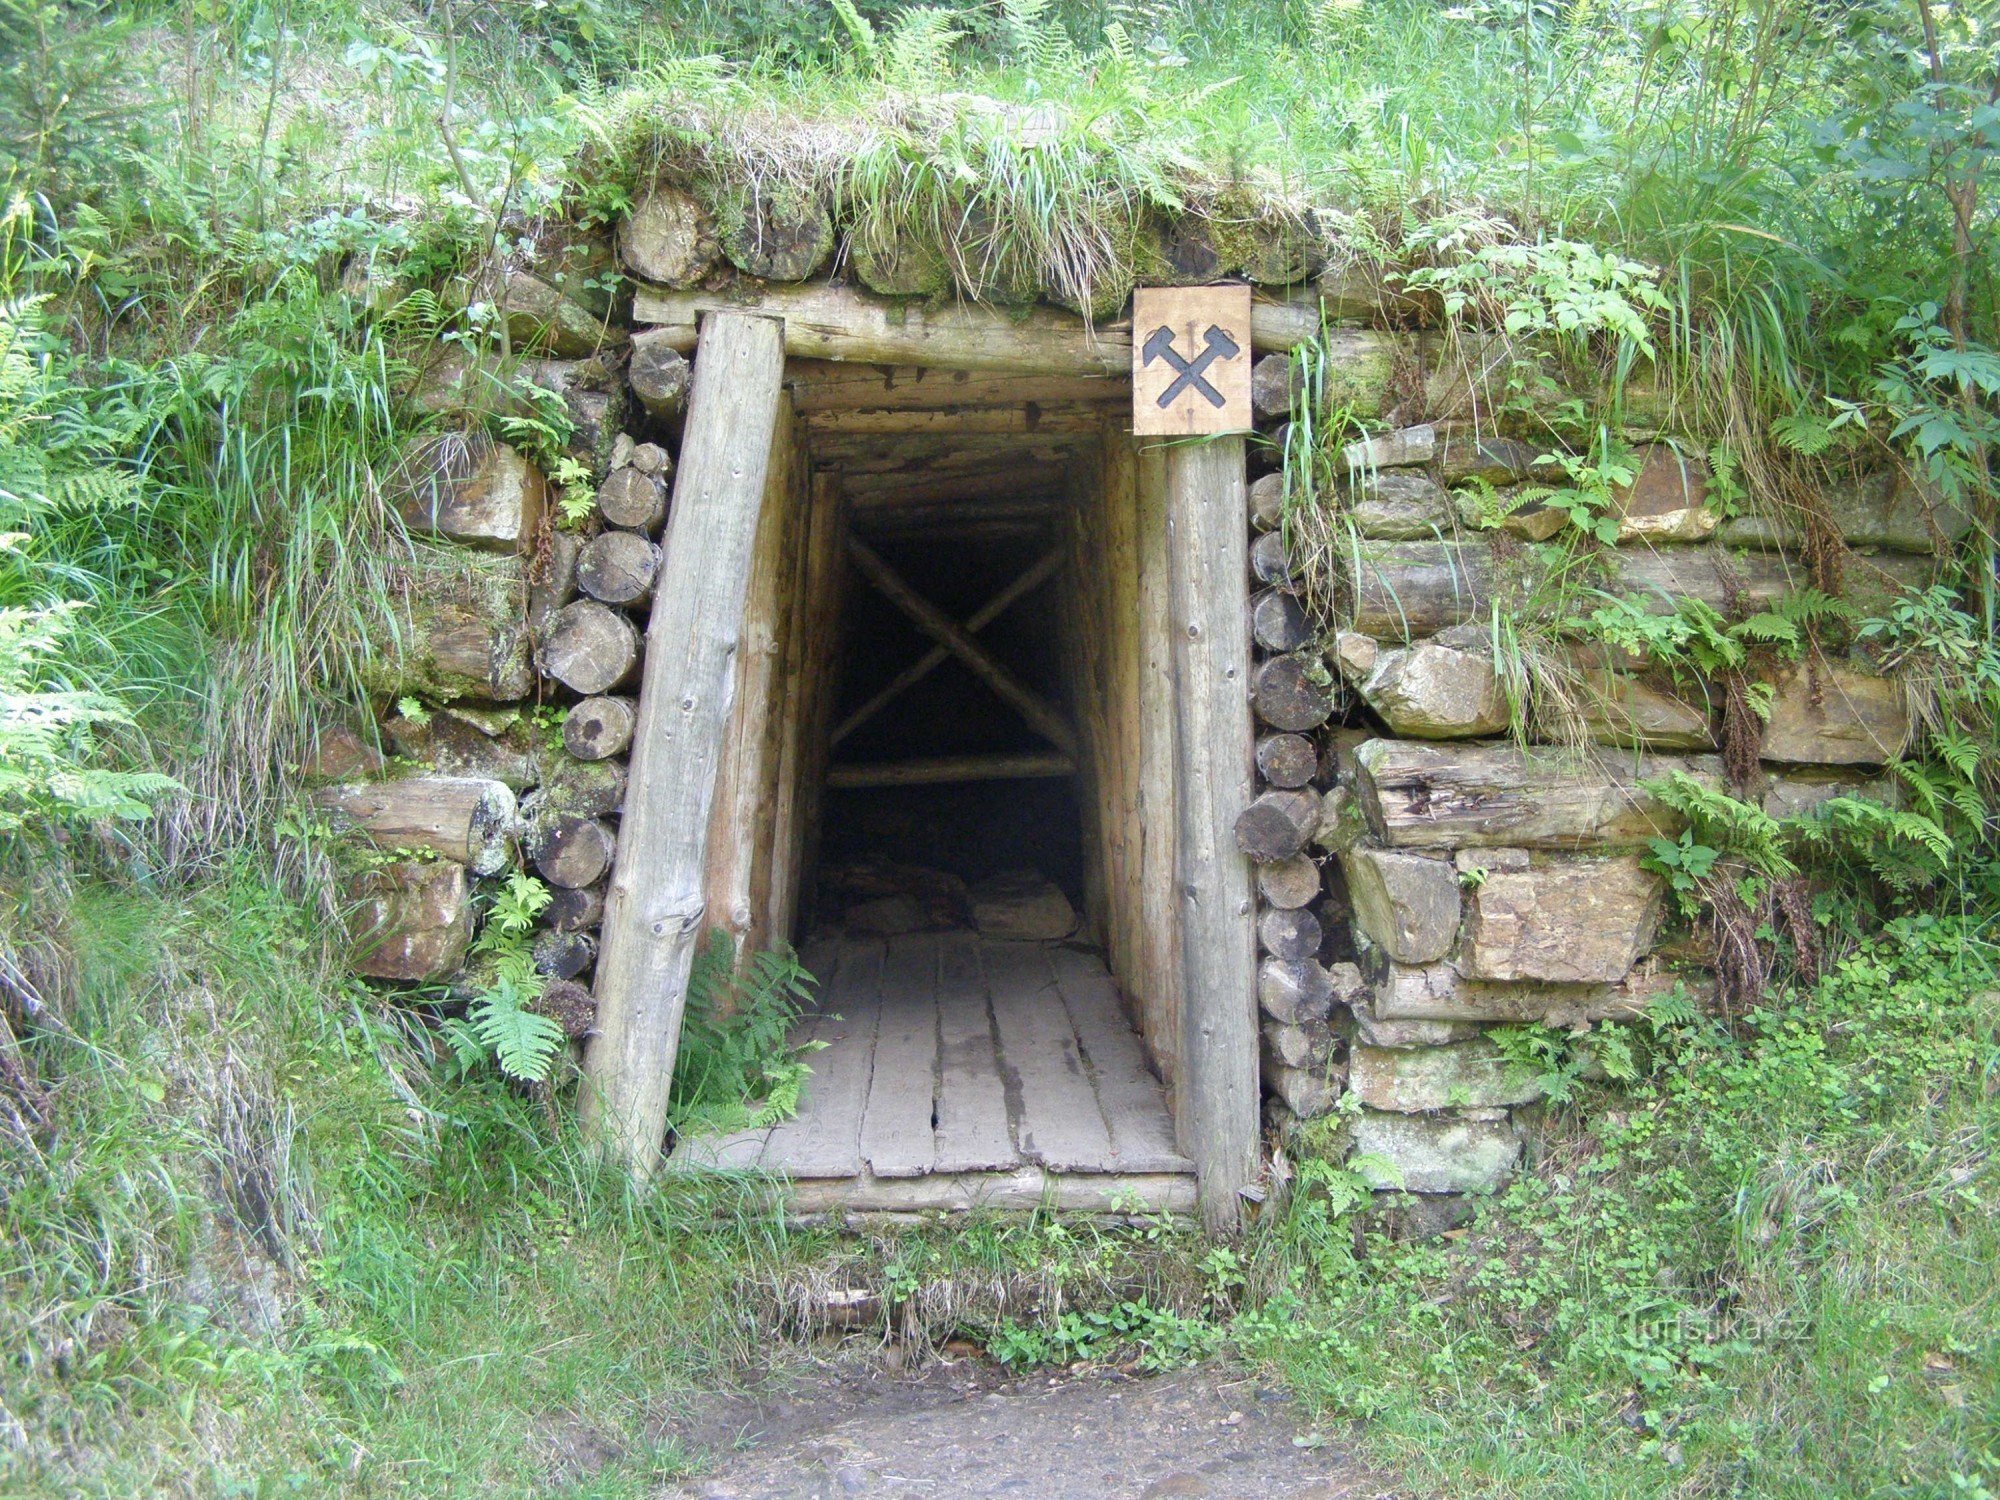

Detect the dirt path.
[{"left": 663, "top": 1358, "right": 1394, "bottom": 1500}]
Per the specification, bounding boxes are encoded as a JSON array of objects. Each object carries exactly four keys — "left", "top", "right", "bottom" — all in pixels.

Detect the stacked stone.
[
  {"left": 309, "top": 242, "right": 695, "bottom": 1048},
  {"left": 1252, "top": 379, "right": 1941, "bottom": 1215}
]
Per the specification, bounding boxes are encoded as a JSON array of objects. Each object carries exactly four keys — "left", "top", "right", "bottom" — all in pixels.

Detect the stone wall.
[
  {"left": 317, "top": 192, "right": 1953, "bottom": 1219},
  {"left": 1236, "top": 350, "right": 1945, "bottom": 1220}
]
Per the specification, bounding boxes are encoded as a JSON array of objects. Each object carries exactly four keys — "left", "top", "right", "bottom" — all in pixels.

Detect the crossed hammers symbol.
[{"left": 1142, "top": 322, "right": 1241, "bottom": 409}]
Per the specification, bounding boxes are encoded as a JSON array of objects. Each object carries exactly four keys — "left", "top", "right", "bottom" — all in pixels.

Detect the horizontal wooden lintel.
[
  {"left": 825, "top": 752, "right": 1076, "bottom": 789},
  {"left": 633, "top": 282, "right": 1322, "bottom": 375}
]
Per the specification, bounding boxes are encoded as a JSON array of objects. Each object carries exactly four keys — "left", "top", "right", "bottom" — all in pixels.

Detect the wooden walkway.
[{"left": 671, "top": 932, "right": 1194, "bottom": 1213}]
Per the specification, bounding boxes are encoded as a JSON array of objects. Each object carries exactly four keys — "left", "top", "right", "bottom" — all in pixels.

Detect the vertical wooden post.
[
  {"left": 1164, "top": 437, "right": 1258, "bottom": 1232},
  {"left": 704, "top": 395, "right": 802, "bottom": 965},
  {"left": 1135, "top": 442, "right": 1181, "bottom": 1098},
  {"left": 582, "top": 311, "right": 787, "bottom": 1180}
]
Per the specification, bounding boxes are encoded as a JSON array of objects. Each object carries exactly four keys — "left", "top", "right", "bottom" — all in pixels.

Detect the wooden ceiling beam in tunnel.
[
  {"left": 786, "top": 360, "right": 1125, "bottom": 412},
  {"left": 844, "top": 495, "right": 1065, "bottom": 531},
  {"left": 835, "top": 465, "right": 1075, "bottom": 509},
  {"left": 806, "top": 432, "right": 1081, "bottom": 474}
]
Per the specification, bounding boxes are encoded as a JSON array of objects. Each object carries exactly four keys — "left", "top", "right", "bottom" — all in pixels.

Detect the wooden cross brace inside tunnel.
[{"left": 838, "top": 537, "right": 1078, "bottom": 759}]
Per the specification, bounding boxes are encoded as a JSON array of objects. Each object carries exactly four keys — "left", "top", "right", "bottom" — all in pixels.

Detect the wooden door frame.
[{"left": 590, "top": 298, "right": 1264, "bottom": 1220}]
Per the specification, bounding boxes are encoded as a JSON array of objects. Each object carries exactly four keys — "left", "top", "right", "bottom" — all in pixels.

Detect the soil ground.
[{"left": 652, "top": 1353, "right": 1394, "bottom": 1500}]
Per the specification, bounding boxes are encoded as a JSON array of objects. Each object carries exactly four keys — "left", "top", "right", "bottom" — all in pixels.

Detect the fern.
[
  {"left": 1644, "top": 770, "right": 1797, "bottom": 878},
  {"left": 829, "top": 0, "right": 878, "bottom": 71},
  {"left": 1769, "top": 410, "right": 1836, "bottom": 456},
  {"left": 882, "top": 8, "right": 961, "bottom": 86},
  {"left": 467, "top": 973, "right": 567, "bottom": 1083},
  {"left": 667, "top": 931, "right": 822, "bottom": 1139}
]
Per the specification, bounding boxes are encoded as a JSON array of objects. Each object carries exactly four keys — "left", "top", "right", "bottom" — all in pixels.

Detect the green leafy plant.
[
  {"left": 666, "top": 931, "right": 823, "bottom": 1139},
  {"left": 0, "top": 599, "right": 181, "bottom": 836},
  {"left": 442, "top": 871, "right": 565, "bottom": 1083},
  {"left": 1643, "top": 828, "right": 1722, "bottom": 916}
]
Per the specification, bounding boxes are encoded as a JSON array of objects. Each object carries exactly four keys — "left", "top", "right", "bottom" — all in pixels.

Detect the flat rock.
[
  {"left": 1609, "top": 444, "right": 1717, "bottom": 542},
  {"left": 1760, "top": 661, "right": 1911, "bottom": 766},
  {"left": 1350, "top": 1038, "right": 1545, "bottom": 1113},
  {"left": 845, "top": 894, "right": 926, "bottom": 937},
  {"left": 1364, "top": 954, "right": 1688, "bottom": 1025},
  {"left": 1569, "top": 665, "right": 1716, "bottom": 750},
  {"left": 1351, "top": 1109, "right": 1522, "bottom": 1195},
  {"left": 1459, "top": 854, "right": 1662, "bottom": 983},
  {"left": 1335, "top": 632, "right": 1509, "bottom": 738},
  {"left": 1352, "top": 738, "right": 1723, "bottom": 849},
  {"left": 342, "top": 859, "right": 471, "bottom": 981},
  {"left": 969, "top": 871, "right": 1077, "bottom": 941},
  {"left": 1718, "top": 468, "right": 1970, "bottom": 555},
  {"left": 1345, "top": 468, "right": 1454, "bottom": 539},
  {"left": 395, "top": 434, "right": 547, "bottom": 553},
  {"left": 1339, "top": 847, "right": 1461, "bottom": 964}
]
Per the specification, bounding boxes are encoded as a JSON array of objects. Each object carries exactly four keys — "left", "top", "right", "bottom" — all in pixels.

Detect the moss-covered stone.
[
  {"left": 362, "top": 544, "right": 534, "bottom": 704},
  {"left": 708, "top": 179, "right": 833, "bottom": 282}
]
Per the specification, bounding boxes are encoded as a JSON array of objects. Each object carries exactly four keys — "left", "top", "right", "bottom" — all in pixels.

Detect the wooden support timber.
[
  {"left": 632, "top": 282, "right": 1326, "bottom": 374},
  {"left": 582, "top": 311, "right": 787, "bottom": 1180},
  {"left": 831, "top": 547, "right": 1063, "bottom": 746},
  {"left": 845, "top": 537, "right": 1080, "bottom": 758},
  {"left": 825, "top": 751, "right": 1075, "bottom": 788},
  {"left": 1163, "top": 438, "right": 1260, "bottom": 1232}
]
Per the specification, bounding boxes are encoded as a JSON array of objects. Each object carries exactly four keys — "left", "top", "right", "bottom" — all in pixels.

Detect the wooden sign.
[{"left": 1130, "top": 285, "right": 1254, "bottom": 437}]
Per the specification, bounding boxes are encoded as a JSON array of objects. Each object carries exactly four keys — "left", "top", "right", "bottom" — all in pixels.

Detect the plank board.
[
  {"left": 1046, "top": 947, "right": 1192, "bottom": 1174},
  {"left": 933, "top": 932, "right": 1021, "bottom": 1174},
  {"left": 983, "top": 941, "right": 1115, "bottom": 1172},
  {"left": 757, "top": 938, "right": 884, "bottom": 1177},
  {"left": 858, "top": 934, "right": 941, "bottom": 1178}
]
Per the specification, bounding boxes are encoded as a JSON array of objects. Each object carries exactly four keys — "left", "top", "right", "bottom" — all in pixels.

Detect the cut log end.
[
  {"left": 538, "top": 600, "right": 641, "bottom": 696},
  {"left": 597, "top": 466, "right": 668, "bottom": 533},
  {"left": 1253, "top": 655, "right": 1335, "bottom": 733},
  {"left": 562, "top": 696, "right": 637, "bottom": 761},
  {"left": 576, "top": 531, "right": 663, "bottom": 607},
  {"left": 1234, "top": 788, "right": 1322, "bottom": 863},
  {"left": 531, "top": 815, "right": 617, "bottom": 890},
  {"left": 1255, "top": 732, "right": 1319, "bottom": 789}
]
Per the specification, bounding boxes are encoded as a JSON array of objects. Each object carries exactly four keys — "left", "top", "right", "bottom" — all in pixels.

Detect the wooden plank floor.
[{"left": 671, "top": 933, "right": 1193, "bottom": 1207}]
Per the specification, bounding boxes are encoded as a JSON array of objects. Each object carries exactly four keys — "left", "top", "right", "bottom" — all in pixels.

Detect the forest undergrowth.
[{"left": 2, "top": 1, "right": 1998, "bottom": 1495}]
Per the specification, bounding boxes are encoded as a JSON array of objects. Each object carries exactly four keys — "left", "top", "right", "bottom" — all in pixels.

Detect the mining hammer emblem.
[{"left": 1142, "top": 323, "right": 1240, "bottom": 410}]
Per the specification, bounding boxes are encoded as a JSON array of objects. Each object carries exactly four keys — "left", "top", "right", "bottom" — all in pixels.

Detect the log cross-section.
[
  {"left": 1163, "top": 437, "right": 1259, "bottom": 1232},
  {"left": 582, "top": 310, "right": 787, "bottom": 1180},
  {"left": 832, "top": 546, "right": 1063, "bottom": 746},
  {"left": 844, "top": 537, "right": 1079, "bottom": 758}
]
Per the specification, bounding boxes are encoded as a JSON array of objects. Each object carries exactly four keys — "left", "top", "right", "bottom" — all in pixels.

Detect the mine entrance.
[{"left": 668, "top": 361, "right": 1195, "bottom": 1212}]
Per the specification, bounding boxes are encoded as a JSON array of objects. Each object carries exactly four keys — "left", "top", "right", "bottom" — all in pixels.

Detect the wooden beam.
[
  {"left": 1163, "top": 437, "right": 1259, "bottom": 1233},
  {"left": 582, "top": 310, "right": 787, "bottom": 1181},
  {"left": 1135, "top": 441, "right": 1182, "bottom": 1097},
  {"left": 703, "top": 394, "right": 803, "bottom": 962},
  {"left": 825, "top": 752, "right": 1075, "bottom": 789},
  {"left": 837, "top": 464, "right": 1074, "bottom": 507},
  {"left": 633, "top": 282, "right": 1328, "bottom": 375},
  {"left": 833, "top": 547, "right": 1063, "bottom": 746},
  {"left": 808, "top": 433, "right": 1081, "bottom": 476},
  {"left": 845, "top": 537, "right": 1080, "bottom": 757},
  {"left": 804, "top": 407, "right": 1102, "bottom": 435},
  {"left": 787, "top": 360, "right": 1126, "bottom": 411}
]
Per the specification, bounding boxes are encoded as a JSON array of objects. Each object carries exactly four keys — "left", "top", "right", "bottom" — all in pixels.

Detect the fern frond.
[{"left": 469, "top": 976, "right": 566, "bottom": 1082}]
